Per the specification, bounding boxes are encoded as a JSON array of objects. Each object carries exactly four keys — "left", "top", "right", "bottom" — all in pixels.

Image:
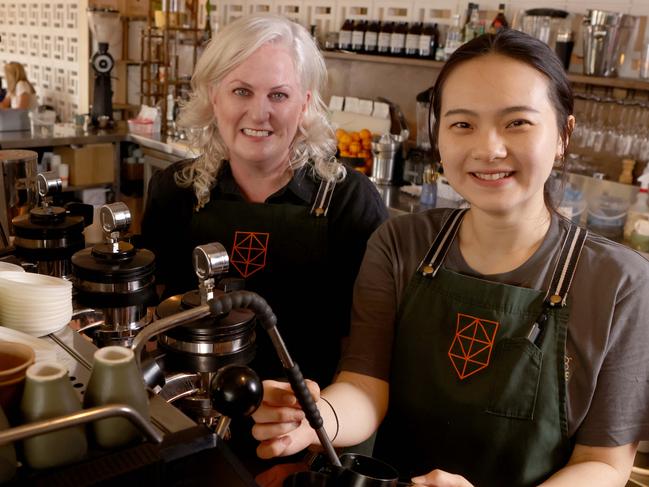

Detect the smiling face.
[
  {"left": 209, "top": 42, "right": 310, "bottom": 172},
  {"left": 438, "top": 53, "right": 568, "bottom": 219}
]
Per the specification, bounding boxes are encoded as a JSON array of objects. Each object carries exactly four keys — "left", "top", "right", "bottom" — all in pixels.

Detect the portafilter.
[{"left": 152, "top": 243, "right": 256, "bottom": 425}]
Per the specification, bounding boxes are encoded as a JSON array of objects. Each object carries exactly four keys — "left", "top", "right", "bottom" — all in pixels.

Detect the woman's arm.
[
  {"left": 540, "top": 443, "right": 637, "bottom": 486},
  {"left": 13, "top": 93, "right": 30, "bottom": 110},
  {"left": 252, "top": 371, "right": 389, "bottom": 459}
]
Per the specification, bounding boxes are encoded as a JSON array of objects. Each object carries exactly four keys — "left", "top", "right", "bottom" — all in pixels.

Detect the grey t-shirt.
[{"left": 340, "top": 208, "right": 649, "bottom": 446}]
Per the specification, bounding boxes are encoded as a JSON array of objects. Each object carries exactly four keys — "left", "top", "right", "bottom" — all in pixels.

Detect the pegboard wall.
[{"left": 0, "top": 0, "right": 90, "bottom": 122}]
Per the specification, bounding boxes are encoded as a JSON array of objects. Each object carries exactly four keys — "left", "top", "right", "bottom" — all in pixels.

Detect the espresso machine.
[
  {"left": 151, "top": 243, "right": 257, "bottom": 426},
  {"left": 12, "top": 173, "right": 93, "bottom": 279},
  {"left": 71, "top": 202, "right": 156, "bottom": 347},
  {"left": 87, "top": 8, "right": 119, "bottom": 126}
]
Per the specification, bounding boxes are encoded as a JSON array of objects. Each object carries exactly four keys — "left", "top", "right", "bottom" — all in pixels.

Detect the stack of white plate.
[
  {"left": 0, "top": 262, "right": 25, "bottom": 273},
  {"left": 0, "top": 272, "right": 72, "bottom": 337}
]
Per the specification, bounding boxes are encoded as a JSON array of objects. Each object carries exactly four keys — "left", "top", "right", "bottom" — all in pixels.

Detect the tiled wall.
[{"left": 0, "top": 0, "right": 90, "bottom": 122}]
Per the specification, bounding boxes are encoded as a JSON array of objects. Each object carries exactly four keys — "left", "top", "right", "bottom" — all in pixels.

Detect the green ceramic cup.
[
  {"left": 20, "top": 361, "right": 87, "bottom": 469},
  {"left": 83, "top": 346, "right": 150, "bottom": 449}
]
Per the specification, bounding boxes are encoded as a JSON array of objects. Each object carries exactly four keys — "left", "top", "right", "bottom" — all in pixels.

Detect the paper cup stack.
[{"left": 0, "top": 272, "right": 72, "bottom": 337}]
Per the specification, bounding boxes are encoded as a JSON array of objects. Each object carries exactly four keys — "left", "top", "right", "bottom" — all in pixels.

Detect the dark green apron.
[
  {"left": 373, "top": 209, "right": 588, "bottom": 487},
  {"left": 189, "top": 177, "right": 340, "bottom": 386}
]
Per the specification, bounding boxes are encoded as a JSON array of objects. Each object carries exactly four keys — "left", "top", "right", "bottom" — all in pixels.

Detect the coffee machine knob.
[
  {"left": 211, "top": 364, "right": 263, "bottom": 418},
  {"left": 193, "top": 242, "right": 229, "bottom": 280},
  {"left": 100, "top": 202, "right": 131, "bottom": 233}
]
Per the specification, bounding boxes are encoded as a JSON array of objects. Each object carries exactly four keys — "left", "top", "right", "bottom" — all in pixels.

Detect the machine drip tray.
[
  {"left": 10, "top": 426, "right": 258, "bottom": 486},
  {"left": 12, "top": 326, "right": 259, "bottom": 486}
]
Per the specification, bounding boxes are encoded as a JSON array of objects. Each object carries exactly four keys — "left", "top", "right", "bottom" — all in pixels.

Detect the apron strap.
[
  {"left": 544, "top": 224, "right": 588, "bottom": 307},
  {"left": 419, "top": 208, "right": 469, "bottom": 277},
  {"left": 310, "top": 177, "right": 336, "bottom": 217}
]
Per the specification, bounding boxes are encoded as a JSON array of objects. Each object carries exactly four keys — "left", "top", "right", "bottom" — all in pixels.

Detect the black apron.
[
  {"left": 373, "top": 209, "right": 588, "bottom": 486},
  {"left": 190, "top": 177, "right": 340, "bottom": 386}
]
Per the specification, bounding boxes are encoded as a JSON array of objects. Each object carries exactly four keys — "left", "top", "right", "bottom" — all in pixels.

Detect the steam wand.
[{"left": 131, "top": 290, "right": 341, "bottom": 468}]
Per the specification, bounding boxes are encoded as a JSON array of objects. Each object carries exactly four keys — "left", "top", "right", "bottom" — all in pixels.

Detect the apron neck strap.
[
  {"left": 543, "top": 223, "right": 588, "bottom": 307},
  {"left": 419, "top": 208, "right": 468, "bottom": 277},
  {"left": 310, "top": 178, "right": 336, "bottom": 217}
]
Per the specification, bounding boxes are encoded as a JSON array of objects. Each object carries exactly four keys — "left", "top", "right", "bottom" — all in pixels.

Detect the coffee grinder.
[{"left": 87, "top": 8, "right": 119, "bottom": 127}]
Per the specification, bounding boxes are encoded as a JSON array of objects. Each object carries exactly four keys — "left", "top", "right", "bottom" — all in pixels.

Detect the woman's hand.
[
  {"left": 252, "top": 379, "right": 320, "bottom": 459},
  {"left": 411, "top": 469, "right": 474, "bottom": 487}
]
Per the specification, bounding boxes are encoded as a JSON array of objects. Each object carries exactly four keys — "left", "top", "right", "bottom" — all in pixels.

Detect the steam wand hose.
[{"left": 209, "top": 291, "right": 342, "bottom": 467}]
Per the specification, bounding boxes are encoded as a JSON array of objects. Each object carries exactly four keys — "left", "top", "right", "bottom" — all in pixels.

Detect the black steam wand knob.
[
  {"left": 209, "top": 291, "right": 342, "bottom": 468},
  {"left": 211, "top": 364, "right": 263, "bottom": 439}
]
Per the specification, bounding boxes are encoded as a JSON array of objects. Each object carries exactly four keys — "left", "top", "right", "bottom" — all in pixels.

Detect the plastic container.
[
  {"left": 557, "top": 184, "right": 586, "bottom": 224},
  {"left": 127, "top": 118, "right": 154, "bottom": 135},
  {"left": 586, "top": 193, "right": 629, "bottom": 241}
]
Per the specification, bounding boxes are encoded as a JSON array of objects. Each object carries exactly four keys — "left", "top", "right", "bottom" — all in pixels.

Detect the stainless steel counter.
[{"left": 0, "top": 126, "right": 129, "bottom": 149}]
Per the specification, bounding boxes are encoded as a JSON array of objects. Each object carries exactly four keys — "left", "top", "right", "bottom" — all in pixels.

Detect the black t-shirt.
[{"left": 141, "top": 160, "right": 388, "bottom": 384}]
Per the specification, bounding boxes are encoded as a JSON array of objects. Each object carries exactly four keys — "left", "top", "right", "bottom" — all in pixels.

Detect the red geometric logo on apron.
[
  {"left": 448, "top": 313, "right": 499, "bottom": 380},
  {"left": 231, "top": 231, "right": 269, "bottom": 278}
]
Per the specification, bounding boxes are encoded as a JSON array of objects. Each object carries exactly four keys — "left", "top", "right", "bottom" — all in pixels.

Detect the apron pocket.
[{"left": 486, "top": 338, "right": 542, "bottom": 420}]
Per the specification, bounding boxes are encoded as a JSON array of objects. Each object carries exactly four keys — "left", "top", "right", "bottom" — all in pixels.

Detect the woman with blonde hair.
[
  {"left": 142, "top": 10, "right": 386, "bottom": 417},
  {"left": 1, "top": 62, "right": 38, "bottom": 110}
]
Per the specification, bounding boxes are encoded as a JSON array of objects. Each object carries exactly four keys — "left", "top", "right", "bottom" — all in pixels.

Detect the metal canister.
[{"left": 0, "top": 149, "right": 38, "bottom": 247}]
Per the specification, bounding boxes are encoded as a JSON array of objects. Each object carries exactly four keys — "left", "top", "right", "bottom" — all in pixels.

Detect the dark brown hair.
[{"left": 429, "top": 29, "right": 574, "bottom": 209}]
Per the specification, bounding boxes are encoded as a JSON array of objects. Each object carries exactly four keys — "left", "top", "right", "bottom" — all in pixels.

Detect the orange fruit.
[
  {"left": 360, "top": 128, "right": 372, "bottom": 140},
  {"left": 335, "top": 128, "right": 347, "bottom": 139},
  {"left": 358, "top": 150, "right": 370, "bottom": 159},
  {"left": 349, "top": 142, "right": 361, "bottom": 154},
  {"left": 340, "top": 150, "right": 351, "bottom": 157},
  {"left": 338, "top": 142, "right": 349, "bottom": 152},
  {"left": 361, "top": 139, "right": 372, "bottom": 150},
  {"left": 350, "top": 131, "right": 361, "bottom": 142},
  {"left": 339, "top": 133, "right": 352, "bottom": 145}
]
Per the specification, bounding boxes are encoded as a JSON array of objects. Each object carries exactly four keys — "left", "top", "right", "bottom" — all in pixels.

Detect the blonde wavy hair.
[
  {"left": 177, "top": 13, "right": 345, "bottom": 208},
  {"left": 4, "top": 62, "right": 35, "bottom": 95}
]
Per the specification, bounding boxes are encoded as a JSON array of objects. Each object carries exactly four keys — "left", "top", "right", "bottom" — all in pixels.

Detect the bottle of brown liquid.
[
  {"left": 338, "top": 19, "right": 354, "bottom": 50},
  {"left": 364, "top": 21, "right": 379, "bottom": 53},
  {"left": 405, "top": 22, "right": 422, "bottom": 57},
  {"left": 390, "top": 22, "right": 408, "bottom": 56},
  {"left": 490, "top": 3, "right": 508, "bottom": 33},
  {"left": 419, "top": 23, "right": 437, "bottom": 59},
  {"left": 352, "top": 20, "right": 367, "bottom": 52},
  {"left": 378, "top": 21, "right": 394, "bottom": 54}
]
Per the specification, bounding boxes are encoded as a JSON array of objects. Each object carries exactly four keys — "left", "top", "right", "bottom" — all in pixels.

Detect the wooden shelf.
[
  {"left": 322, "top": 50, "right": 649, "bottom": 91},
  {"left": 566, "top": 73, "right": 649, "bottom": 91},
  {"left": 322, "top": 50, "right": 444, "bottom": 69}
]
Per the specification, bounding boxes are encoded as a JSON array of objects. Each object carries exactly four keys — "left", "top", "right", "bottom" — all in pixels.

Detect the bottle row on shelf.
[{"left": 332, "top": 3, "right": 508, "bottom": 62}]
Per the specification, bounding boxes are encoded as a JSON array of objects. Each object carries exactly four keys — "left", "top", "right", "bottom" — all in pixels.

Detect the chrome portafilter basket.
[
  {"left": 151, "top": 243, "right": 256, "bottom": 425},
  {"left": 71, "top": 202, "right": 156, "bottom": 347},
  {"left": 12, "top": 172, "right": 93, "bottom": 279}
]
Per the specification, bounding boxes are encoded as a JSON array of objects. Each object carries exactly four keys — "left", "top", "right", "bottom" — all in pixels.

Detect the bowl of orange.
[{"left": 335, "top": 128, "right": 373, "bottom": 174}]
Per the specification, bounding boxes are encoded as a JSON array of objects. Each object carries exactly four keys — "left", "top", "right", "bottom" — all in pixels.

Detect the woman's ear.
[{"left": 557, "top": 115, "right": 576, "bottom": 159}]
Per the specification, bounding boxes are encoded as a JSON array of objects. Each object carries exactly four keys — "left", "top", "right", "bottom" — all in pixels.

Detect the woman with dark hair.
[{"left": 252, "top": 29, "right": 649, "bottom": 486}]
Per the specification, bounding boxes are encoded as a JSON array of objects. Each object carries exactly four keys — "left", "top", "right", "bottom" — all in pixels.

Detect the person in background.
[
  {"left": 0, "top": 62, "right": 38, "bottom": 110},
  {"left": 252, "top": 29, "right": 649, "bottom": 487},
  {"left": 140, "top": 12, "right": 387, "bottom": 475}
]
